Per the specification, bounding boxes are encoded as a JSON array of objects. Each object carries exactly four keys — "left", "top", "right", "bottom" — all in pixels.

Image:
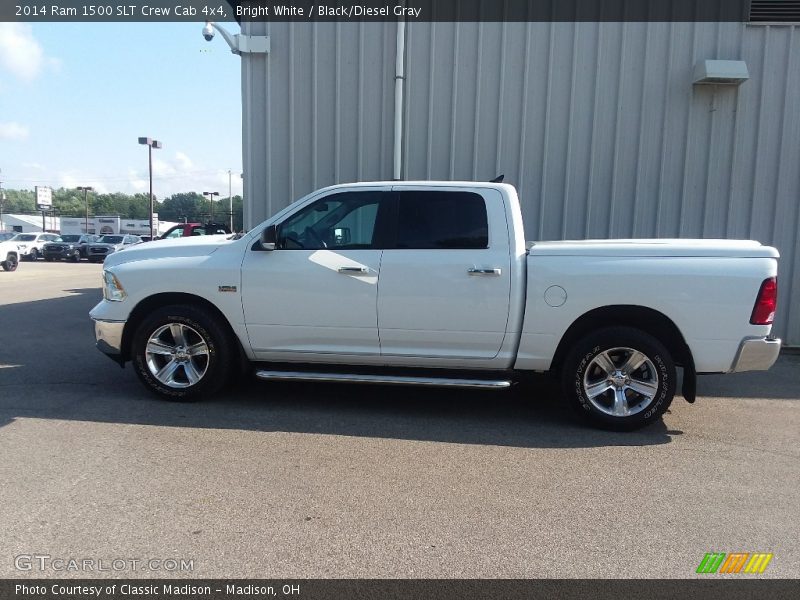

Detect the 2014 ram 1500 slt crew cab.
[{"left": 90, "top": 182, "right": 781, "bottom": 430}]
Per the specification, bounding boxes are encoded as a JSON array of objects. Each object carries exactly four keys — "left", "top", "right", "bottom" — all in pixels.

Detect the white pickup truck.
[{"left": 90, "top": 182, "right": 781, "bottom": 430}]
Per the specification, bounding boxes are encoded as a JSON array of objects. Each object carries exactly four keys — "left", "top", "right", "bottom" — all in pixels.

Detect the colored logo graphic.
[{"left": 696, "top": 552, "right": 773, "bottom": 574}]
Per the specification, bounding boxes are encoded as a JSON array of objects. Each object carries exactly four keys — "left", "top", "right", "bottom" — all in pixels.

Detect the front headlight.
[{"left": 102, "top": 270, "right": 127, "bottom": 302}]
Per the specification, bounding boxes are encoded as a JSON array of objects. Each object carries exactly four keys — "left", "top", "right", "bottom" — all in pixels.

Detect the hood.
[
  {"left": 528, "top": 239, "right": 780, "bottom": 259},
  {"left": 102, "top": 234, "right": 233, "bottom": 267},
  {"left": 0, "top": 240, "right": 19, "bottom": 252}
]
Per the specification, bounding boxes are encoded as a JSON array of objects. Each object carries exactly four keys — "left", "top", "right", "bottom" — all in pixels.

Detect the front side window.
[
  {"left": 278, "top": 191, "right": 385, "bottom": 250},
  {"left": 396, "top": 191, "right": 488, "bottom": 249},
  {"left": 164, "top": 228, "right": 184, "bottom": 239}
]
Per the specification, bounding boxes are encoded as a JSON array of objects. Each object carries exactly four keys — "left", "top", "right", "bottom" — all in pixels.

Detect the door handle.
[
  {"left": 338, "top": 266, "right": 369, "bottom": 274},
  {"left": 468, "top": 267, "right": 502, "bottom": 276}
]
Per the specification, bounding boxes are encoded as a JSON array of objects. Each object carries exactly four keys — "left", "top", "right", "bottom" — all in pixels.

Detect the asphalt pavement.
[{"left": 0, "top": 261, "right": 798, "bottom": 578}]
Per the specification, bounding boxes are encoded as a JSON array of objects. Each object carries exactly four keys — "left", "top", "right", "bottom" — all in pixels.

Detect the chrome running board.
[{"left": 254, "top": 370, "right": 512, "bottom": 390}]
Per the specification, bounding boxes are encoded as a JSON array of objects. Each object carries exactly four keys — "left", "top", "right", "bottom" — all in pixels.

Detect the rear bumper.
[{"left": 730, "top": 337, "right": 781, "bottom": 373}]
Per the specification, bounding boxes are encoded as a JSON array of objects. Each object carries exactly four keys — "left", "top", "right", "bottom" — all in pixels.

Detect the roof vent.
[{"left": 749, "top": 0, "right": 800, "bottom": 22}]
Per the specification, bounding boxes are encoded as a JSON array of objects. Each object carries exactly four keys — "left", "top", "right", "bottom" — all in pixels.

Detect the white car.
[
  {"left": 90, "top": 181, "right": 781, "bottom": 430},
  {"left": 10, "top": 232, "right": 60, "bottom": 261},
  {"left": 0, "top": 239, "right": 20, "bottom": 271}
]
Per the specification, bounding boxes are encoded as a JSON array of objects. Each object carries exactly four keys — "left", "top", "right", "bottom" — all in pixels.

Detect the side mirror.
[{"left": 260, "top": 224, "right": 278, "bottom": 251}]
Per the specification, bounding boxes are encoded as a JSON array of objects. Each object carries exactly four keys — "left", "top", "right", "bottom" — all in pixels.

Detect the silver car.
[{"left": 87, "top": 235, "right": 142, "bottom": 263}]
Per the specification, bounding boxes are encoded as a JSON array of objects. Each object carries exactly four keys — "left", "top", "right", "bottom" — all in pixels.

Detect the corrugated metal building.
[{"left": 237, "top": 18, "right": 800, "bottom": 345}]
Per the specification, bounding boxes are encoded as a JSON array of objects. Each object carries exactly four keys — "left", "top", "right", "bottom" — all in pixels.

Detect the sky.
[{"left": 0, "top": 22, "right": 244, "bottom": 198}]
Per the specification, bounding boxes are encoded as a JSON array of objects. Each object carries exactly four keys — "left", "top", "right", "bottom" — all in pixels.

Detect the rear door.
[{"left": 377, "top": 187, "right": 512, "bottom": 360}]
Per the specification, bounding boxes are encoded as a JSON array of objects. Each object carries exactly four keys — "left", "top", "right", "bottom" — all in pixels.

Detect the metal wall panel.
[{"left": 240, "top": 21, "right": 800, "bottom": 345}]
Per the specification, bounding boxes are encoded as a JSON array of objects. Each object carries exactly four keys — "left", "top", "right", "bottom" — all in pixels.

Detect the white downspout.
[{"left": 393, "top": 19, "right": 406, "bottom": 181}]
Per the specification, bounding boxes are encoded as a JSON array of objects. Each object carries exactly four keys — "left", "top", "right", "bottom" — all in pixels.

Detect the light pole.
[
  {"left": 203, "top": 191, "right": 219, "bottom": 222},
  {"left": 227, "top": 169, "right": 233, "bottom": 232},
  {"left": 138, "top": 137, "right": 162, "bottom": 239},
  {"left": 77, "top": 186, "right": 93, "bottom": 234},
  {"left": 0, "top": 168, "right": 5, "bottom": 232}
]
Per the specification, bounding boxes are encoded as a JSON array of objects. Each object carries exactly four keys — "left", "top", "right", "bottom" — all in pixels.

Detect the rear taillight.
[{"left": 750, "top": 277, "right": 777, "bottom": 325}]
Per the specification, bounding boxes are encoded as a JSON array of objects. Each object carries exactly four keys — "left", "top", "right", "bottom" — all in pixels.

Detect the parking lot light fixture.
[
  {"left": 138, "top": 137, "right": 163, "bottom": 239},
  {"left": 77, "top": 186, "right": 93, "bottom": 234},
  {"left": 203, "top": 191, "right": 220, "bottom": 222}
]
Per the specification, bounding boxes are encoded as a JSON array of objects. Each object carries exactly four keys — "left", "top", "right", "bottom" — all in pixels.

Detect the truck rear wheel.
[
  {"left": 561, "top": 327, "right": 676, "bottom": 430},
  {"left": 132, "top": 305, "right": 234, "bottom": 401}
]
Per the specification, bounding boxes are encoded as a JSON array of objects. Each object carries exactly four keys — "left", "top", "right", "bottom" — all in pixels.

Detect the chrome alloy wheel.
[
  {"left": 582, "top": 347, "right": 659, "bottom": 417},
  {"left": 145, "top": 323, "right": 210, "bottom": 389}
]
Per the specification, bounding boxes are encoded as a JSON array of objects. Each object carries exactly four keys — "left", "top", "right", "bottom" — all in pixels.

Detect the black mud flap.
[{"left": 682, "top": 364, "right": 696, "bottom": 404}]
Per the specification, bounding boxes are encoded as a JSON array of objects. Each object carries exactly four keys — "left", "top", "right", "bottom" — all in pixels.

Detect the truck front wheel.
[
  {"left": 132, "top": 305, "right": 234, "bottom": 401},
  {"left": 561, "top": 327, "right": 676, "bottom": 431}
]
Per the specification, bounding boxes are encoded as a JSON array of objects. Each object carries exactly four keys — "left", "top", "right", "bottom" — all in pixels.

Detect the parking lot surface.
[{"left": 0, "top": 261, "right": 798, "bottom": 578}]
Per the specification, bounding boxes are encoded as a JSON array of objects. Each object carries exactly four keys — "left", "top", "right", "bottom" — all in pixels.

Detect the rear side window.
[{"left": 396, "top": 191, "right": 488, "bottom": 249}]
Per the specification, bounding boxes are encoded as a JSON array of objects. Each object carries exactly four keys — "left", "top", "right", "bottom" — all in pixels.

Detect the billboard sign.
[{"left": 35, "top": 186, "right": 52, "bottom": 210}]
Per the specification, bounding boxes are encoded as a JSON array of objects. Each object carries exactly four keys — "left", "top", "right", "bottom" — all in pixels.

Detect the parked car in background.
[
  {"left": 10, "top": 232, "right": 60, "bottom": 261},
  {"left": 158, "top": 222, "right": 231, "bottom": 239},
  {"left": 0, "top": 232, "right": 17, "bottom": 242},
  {"left": 87, "top": 235, "right": 142, "bottom": 263},
  {"left": 0, "top": 239, "right": 20, "bottom": 271},
  {"left": 43, "top": 234, "right": 99, "bottom": 262}
]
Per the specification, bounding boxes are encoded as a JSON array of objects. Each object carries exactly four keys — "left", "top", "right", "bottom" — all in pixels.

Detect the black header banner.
[
  {"left": 3, "top": 0, "right": 753, "bottom": 23},
  {"left": 1, "top": 579, "right": 800, "bottom": 600}
]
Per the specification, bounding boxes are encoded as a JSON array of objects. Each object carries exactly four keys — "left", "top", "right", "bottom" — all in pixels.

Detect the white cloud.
[
  {"left": 0, "top": 121, "right": 29, "bottom": 141},
  {"left": 128, "top": 151, "right": 242, "bottom": 198},
  {"left": 175, "top": 151, "right": 193, "bottom": 171},
  {"left": 0, "top": 23, "right": 51, "bottom": 82},
  {"left": 57, "top": 172, "right": 109, "bottom": 195}
]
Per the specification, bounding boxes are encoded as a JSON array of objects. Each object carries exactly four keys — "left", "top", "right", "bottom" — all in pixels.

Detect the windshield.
[
  {"left": 98, "top": 236, "right": 123, "bottom": 244},
  {"left": 59, "top": 235, "right": 81, "bottom": 242},
  {"left": 0, "top": 233, "right": 15, "bottom": 241},
  {"left": 12, "top": 234, "right": 37, "bottom": 242}
]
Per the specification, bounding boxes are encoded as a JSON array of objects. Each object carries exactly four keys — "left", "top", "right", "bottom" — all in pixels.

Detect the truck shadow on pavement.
[{"left": 2, "top": 287, "right": 794, "bottom": 449}]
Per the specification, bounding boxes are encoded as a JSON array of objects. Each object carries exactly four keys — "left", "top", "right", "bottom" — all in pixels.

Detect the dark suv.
[{"left": 43, "top": 234, "right": 99, "bottom": 262}]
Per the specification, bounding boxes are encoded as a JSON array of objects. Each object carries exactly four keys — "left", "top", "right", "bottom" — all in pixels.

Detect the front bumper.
[
  {"left": 44, "top": 247, "right": 72, "bottom": 257},
  {"left": 93, "top": 319, "right": 126, "bottom": 365},
  {"left": 730, "top": 337, "right": 781, "bottom": 373}
]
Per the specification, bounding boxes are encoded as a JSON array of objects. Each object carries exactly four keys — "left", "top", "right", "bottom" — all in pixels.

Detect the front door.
[{"left": 241, "top": 189, "right": 392, "bottom": 359}]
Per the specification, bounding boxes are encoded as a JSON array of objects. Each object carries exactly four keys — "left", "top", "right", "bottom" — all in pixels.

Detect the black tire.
[
  {"left": 45, "top": 256, "right": 54, "bottom": 262},
  {"left": 132, "top": 305, "right": 234, "bottom": 401},
  {"left": 1, "top": 253, "right": 18, "bottom": 272},
  {"left": 28, "top": 248, "right": 38, "bottom": 261},
  {"left": 561, "top": 326, "right": 676, "bottom": 431},
  {"left": 71, "top": 251, "right": 81, "bottom": 262}
]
